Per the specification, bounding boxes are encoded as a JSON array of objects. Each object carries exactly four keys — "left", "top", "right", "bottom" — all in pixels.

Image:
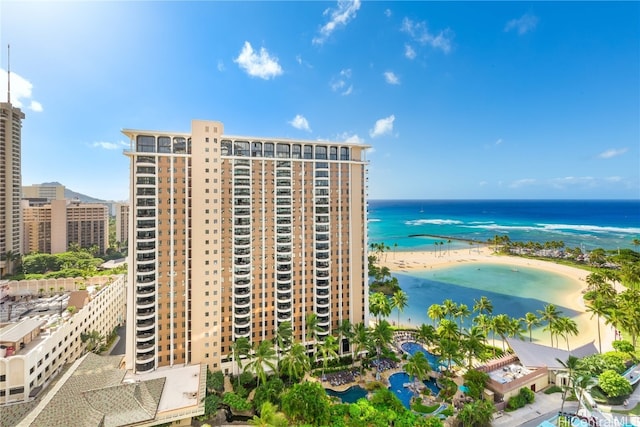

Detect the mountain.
[{"left": 40, "top": 182, "right": 108, "bottom": 204}]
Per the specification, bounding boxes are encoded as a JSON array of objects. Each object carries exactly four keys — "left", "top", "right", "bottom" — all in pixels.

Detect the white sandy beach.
[{"left": 376, "top": 246, "right": 616, "bottom": 352}]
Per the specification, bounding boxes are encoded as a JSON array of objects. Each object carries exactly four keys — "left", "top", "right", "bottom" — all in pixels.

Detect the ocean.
[
  {"left": 367, "top": 199, "right": 640, "bottom": 342},
  {"left": 367, "top": 199, "right": 640, "bottom": 252}
]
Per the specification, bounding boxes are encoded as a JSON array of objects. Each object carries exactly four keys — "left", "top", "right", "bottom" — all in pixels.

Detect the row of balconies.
[
  {"left": 137, "top": 198, "right": 155, "bottom": 207},
  {"left": 136, "top": 361, "right": 155, "bottom": 374}
]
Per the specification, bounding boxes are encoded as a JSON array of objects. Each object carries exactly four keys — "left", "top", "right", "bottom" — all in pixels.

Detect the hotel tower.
[
  {"left": 123, "top": 120, "right": 369, "bottom": 374},
  {"left": 1, "top": 85, "right": 25, "bottom": 278}
]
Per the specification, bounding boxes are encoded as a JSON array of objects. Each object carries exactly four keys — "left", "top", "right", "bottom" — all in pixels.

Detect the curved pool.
[
  {"left": 325, "top": 385, "right": 368, "bottom": 403},
  {"left": 388, "top": 372, "right": 440, "bottom": 409},
  {"left": 401, "top": 341, "right": 441, "bottom": 370}
]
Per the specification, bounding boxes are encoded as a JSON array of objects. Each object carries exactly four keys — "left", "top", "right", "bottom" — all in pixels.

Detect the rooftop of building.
[{"left": 19, "top": 354, "right": 204, "bottom": 427}]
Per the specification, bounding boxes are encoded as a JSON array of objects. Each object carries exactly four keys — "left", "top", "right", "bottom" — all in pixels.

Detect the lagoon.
[{"left": 389, "top": 262, "right": 589, "bottom": 345}]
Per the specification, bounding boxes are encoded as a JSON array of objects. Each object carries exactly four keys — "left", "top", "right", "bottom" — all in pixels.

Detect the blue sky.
[{"left": 1, "top": 1, "right": 638, "bottom": 201}]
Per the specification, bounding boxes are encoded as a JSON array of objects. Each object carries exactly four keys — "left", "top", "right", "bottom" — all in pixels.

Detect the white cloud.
[
  {"left": 495, "top": 138, "right": 503, "bottom": 145},
  {"left": 233, "top": 41, "right": 283, "bottom": 80},
  {"left": 217, "top": 60, "right": 225, "bottom": 72},
  {"left": 598, "top": 148, "right": 628, "bottom": 159},
  {"left": 337, "top": 132, "right": 365, "bottom": 144},
  {"left": 401, "top": 17, "right": 454, "bottom": 54},
  {"left": 384, "top": 9, "right": 392, "bottom": 18},
  {"left": 383, "top": 71, "right": 400, "bottom": 85},
  {"left": 289, "top": 114, "right": 311, "bottom": 132},
  {"left": 404, "top": 44, "right": 417, "bottom": 60},
  {"left": 92, "top": 140, "right": 128, "bottom": 150},
  {"left": 505, "top": 13, "right": 539, "bottom": 35},
  {"left": 330, "top": 69, "right": 353, "bottom": 95},
  {"left": 369, "top": 115, "right": 395, "bottom": 138},
  {"left": 0, "top": 69, "right": 43, "bottom": 112},
  {"left": 313, "top": 0, "right": 362, "bottom": 45},
  {"left": 509, "top": 178, "right": 536, "bottom": 188}
]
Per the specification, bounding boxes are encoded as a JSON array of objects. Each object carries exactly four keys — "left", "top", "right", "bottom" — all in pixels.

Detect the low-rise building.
[{"left": 0, "top": 275, "right": 126, "bottom": 405}]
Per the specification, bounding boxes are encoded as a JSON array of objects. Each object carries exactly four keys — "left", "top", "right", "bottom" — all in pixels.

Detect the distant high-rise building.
[
  {"left": 123, "top": 120, "right": 370, "bottom": 374},
  {"left": 22, "top": 183, "right": 66, "bottom": 201},
  {"left": 22, "top": 199, "right": 109, "bottom": 254},
  {"left": 0, "top": 98, "right": 25, "bottom": 277},
  {"left": 114, "top": 202, "right": 129, "bottom": 249}
]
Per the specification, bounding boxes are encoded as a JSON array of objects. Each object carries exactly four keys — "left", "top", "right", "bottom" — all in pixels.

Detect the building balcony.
[
  {"left": 316, "top": 225, "right": 329, "bottom": 233},
  {"left": 276, "top": 227, "right": 291, "bottom": 234},
  {"left": 235, "top": 308, "right": 250, "bottom": 317},
  {"left": 234, "top": 228, "right": 250, "bottom": 236},
  {"left": 276, "top": 179, "right": 291, "bottom": 187},
  {"left": 234, "top": 179, "right": 250, "bottom": 187},
  {"left": 136, "top": 309, "right": 155, "bottom": 320},
  {"left": 235, "top": 279, "right": 250, "bottom": 286},
  {"left": 136, "top": 354, "right": 156, "bottom": 367},
  {"left": 136, "top": 296, "right": 155, "bottom": 309},
  {"left": 277, "top": 264, "right": 291, "bottom": 272},
  {"left": 234, "top": 200, "right": 250, "bottom": 207},
  {"left": 316, "top": 261, "right": 329, "bottom": 269},
  {"left": 234, "top": 287, "right": 250, "bottom": 296},
  {"left": 137, "top": 244, "right": 155, "bottom": 253},
  {"left": 316, "top": 289, "right": 329, "bottom": 297},
  {"left": 276, "top": 237, "right": 291, "bottom": 244},
  {"left": 276, "top": 246, "right": 291, "bottom": 255},
  {"left": 277, "top": 303, "right": 292, "bottom": 311},
  {"left": 136, "top": 256, "right": 156, "bottom": 265},
  {"left": 136, "top": 361, "right": 155, "bottom": 374},
  {"left": 136, "top": 265, "right": 155, "bottom": 274},
  {"left": 137, "top": 232, "right": 156, "bottom": 241},
  {"left": 234, "top": 268, "right": 250, "bottom": 277},
  {"left": 316, "top": 271, "right": 329, "bottom": 278},
  {"left": 235, "top": 327, "right": 251, "bottom": 337},
  {"left": 317, "top": 315, "right": 330, "bottom": 325},
  {"left": 277, "top": 255, "right": 291, "bottom": 263},
  {"left": 136, "top": 332, "right": 155, "bottom": 343},
  {"left": 316, "top": 252, "right": 329, "bottom": 260},
  {"left": 137, "top": 209, "right": 156, "bottom": 218},
  {"left": 136, "top": 320, "right": 155, "bottom": 332},
  {"left": 276, "top": 218, "right": 291, "bottom": 225},
  {"left": 277, "top": 274, "right": 291, "bottom": 282},
  {"left": 234, "top": 297, "right": 250, "bottom": 308},
  {"left": 277, "top": 291, "right": 291, "bottom": 301},
  {"left": 235, "top": 238, "right": 251, "bottom": 246},
  {"left": 277, "top": 312, "right": 291, "bottom": 321},
  {"left": 136, "top": 341, "right": 155, "bottom": 353},
  {"left": 315, "top": 234, "right": 329, "bottom": 242},
  {"left": 235, "top": 208, "right": 251, "bottom": 216},
  {"left": 316, "top": 298, "right": 330, "bottom": 307},
  {"left": 234, "top": 317, "right": 250, "bottom": 327}
]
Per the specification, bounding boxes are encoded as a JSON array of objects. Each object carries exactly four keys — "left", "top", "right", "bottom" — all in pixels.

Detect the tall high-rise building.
[
  {"left": 0, "top": 98, "right": 25, "bottom": 278},
  {"left": 123, "top": 120, "right": 369, "bottom": 374},
  {"left": 114, "top": 202, "right": 129, "bottom": 248}
]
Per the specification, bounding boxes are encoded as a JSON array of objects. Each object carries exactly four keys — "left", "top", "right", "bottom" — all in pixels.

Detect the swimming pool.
[
  {"left": 388, "top": 372, "right": 440, "bottom": 409},
  {"left": 401, "top": 341, "right": 442, "bottom": 370},
  {"left": 325, "top": 385, "right": 368, "bottom": 403}
]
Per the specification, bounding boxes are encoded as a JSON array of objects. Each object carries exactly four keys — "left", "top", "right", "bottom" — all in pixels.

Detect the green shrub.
[{"left": 544, "top": 385, "right": 563, "bottom": 394}]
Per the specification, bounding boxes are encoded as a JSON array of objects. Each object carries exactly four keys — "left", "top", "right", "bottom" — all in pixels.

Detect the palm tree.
[
  {"left": 507, "top": 317, "right": 526, "bottom": 341},
  {"left": 391, "top": 289, "right": 408, "bottom": 327},
  {"left": 249, "top": 401, "right": 288, "bottom": 427},
  {"left": 573, "top": 374, "right": 597, "bottom": 413},
  {"left": 437, "top": 318, "right": 459, "bottom": 342},
  {"left": 441, "top": 299, "right": 458, "bottom": 320},
  {"left": 280, "top": 342, "right": 311, "bottom": 385},
  {"left": 369, "top": 292, "right": 391, "bottom": 323},
  {"left": 473, "top": 313, "right": 491, "bottom": 345},
  {"left": 427, "top": 303, "right": 444, "bottom": 327},
  {"left": 305, "top": 312, "right": 321, "bottom": 344},
  {"left": 318, "top": 335, "right": 339, "bottom": 378},
  {"left": 462, "top": 326, "right": 487, "bottom": 369},
  {"left": 585, "top": 298, "right": 610, "bottom": 353},
  {"left": 416, "top": 323, "right": 437, "bottom": 349},
  {"left": 455, "top": 303, "right": 471, "bottom": 329},
  {"left": 351, "top": 322, "right": 370, "bottom": 373},
  {"left": 523, "top": 312, "right": 540, "bottom": 342},
  {"left": 473, "top": 296, "right": 493, "bottom": 316},
  {"left": 246, "top": 340, "right": 277, "bottom": 387},
  {"left": 538, "top": 304, "right": 562, "bottom": 347},
  {"left": 556, "top": 355, "right": 580, "bottom": 413},
  {"left": 274, "top": 321, "right": 293, "bottom": 367},
  {"left": 231, "top": 337, "right": 251, "bottom": 387},
  {"left": 371, "top": 320, "right": 393, "bottom": 378},
  {"left": 335, "top": 319, "right": 353, "bottom": 355},
  {"left": 404, "top": 351, "right": 431, "bottom": 396}
]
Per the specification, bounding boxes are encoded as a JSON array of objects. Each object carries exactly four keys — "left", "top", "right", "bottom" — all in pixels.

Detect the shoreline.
[{"left": 376, "top": 247, "right": 616, "bottom": 352}]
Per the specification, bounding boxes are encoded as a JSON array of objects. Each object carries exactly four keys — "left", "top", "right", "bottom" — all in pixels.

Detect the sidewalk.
[{"left": 492, "top": 392, "right": 576, "bottom": 427}]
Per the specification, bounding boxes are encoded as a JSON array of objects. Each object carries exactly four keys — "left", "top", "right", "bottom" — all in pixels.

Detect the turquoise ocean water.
[{"left": 368, "top": 200, "right": 640, "bottom": 343}]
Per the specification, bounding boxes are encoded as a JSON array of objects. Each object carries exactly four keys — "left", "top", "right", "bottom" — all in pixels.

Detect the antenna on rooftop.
[{"left": 7, "top": 44, "right": 10, "bottom": 104}]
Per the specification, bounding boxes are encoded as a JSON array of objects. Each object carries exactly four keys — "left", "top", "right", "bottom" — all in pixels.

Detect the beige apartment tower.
[
  {"left": 1, "top": 101, "right": 25, "bottom": 277},
  {"left": 114, "top": 202, "right": 129, "bottom": 248},
  {"left": 124, "top": 120, "right": 369, "bottom": 374},
  {"left": 22, "top": 199, "right": 109, "bottom": 254}
]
